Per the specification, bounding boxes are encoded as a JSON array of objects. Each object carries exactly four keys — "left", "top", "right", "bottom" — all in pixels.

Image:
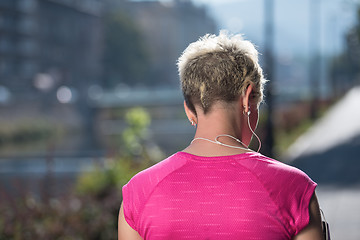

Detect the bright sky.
[{"left": 193, "top": 0, "right": 357, "bottom": 56}]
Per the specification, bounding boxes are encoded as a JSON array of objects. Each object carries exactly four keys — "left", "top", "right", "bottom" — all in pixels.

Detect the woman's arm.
[
  {"left": 118, "top": 202, "right": 143, "bottom": 240},
  {"left": 293, "top": 192, "right": 324, "bottom": 240}
]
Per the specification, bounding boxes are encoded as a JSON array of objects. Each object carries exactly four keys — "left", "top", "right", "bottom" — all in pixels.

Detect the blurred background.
[{"left": 0, "top": 0, "right": 359, "bottom": 239}]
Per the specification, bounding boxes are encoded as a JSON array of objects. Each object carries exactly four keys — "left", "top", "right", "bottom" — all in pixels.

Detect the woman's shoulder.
[
  {"left": 247, "top": 154, "right": 318, "bottom": 236},
  {"left": 235, "top": 153, "right": 317, "bottom": 206},
  {"left": 124, "top": 152, "right": 188, "bottom": 191},
  {"left": 242, "top": 153, "right": 317, "bottom": 203},
  {"left": 238, "top": 152, "right": 315, "bottom": 184}
]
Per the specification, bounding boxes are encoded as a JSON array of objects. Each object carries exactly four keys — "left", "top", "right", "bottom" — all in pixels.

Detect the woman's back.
[
  {"left": 118, "top": 31, "right": 323, "bottom": 240},
  {"left": 122, "top": 152, "right": 316, "bottom": 240}
]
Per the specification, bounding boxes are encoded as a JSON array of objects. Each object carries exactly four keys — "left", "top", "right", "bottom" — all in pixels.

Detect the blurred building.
[
  {"left": 0, "top": 0, "right": 102, "bottom": 102},
  {"left": 1, "top": 0, "right": 217, "bottom": 97},
  {"left": 108, "top": 0, "right": 218, "bottom": 86},
  {"left": 0, "top": 0, "right": 217, "bottom": 155}
]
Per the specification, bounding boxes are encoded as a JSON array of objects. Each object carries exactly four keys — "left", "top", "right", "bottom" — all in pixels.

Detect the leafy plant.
[{"left": 0, "top": 107, "right": 163, "bottom": 239}]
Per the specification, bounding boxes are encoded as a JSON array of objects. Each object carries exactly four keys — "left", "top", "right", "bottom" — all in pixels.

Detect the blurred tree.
[
  {"left": 0, "top": 108, "right": 161, "bottom": 240},
  {"left": 103, "top": 11, "right": 150, "bottom": 88},
  {"left": 76, "top": 107, "right": 161, "bottom": 197},
  {"left": 345, "top": 6, "right": 360, "bottom": 80},
  {"left": 330, "top": 5, "right": 360, "bottom": 97}
]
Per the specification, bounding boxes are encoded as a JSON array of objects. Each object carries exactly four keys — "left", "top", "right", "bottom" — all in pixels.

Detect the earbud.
[{"left": 243, "top": 105, "right": 250, "bottom": 116}]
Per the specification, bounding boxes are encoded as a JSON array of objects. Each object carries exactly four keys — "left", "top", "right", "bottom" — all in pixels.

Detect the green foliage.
[
  {"left": 0, "top": 107, "right": 162, "bottom": 239},
  {"left": 122, "top": 107, "right": 151, "bottom": 155},
  {"left": 0, "top": 193, "right": 120, "bottom": 240},
  {"left": 103, "top": 10, "right": 150, "bottom": 87},
  {"left": 76, "top": 107, "right": 160, "bottom": 196},
  {"left": 0, "top": 120, "right": 55, "bottom": 146},
  {"left": 275, "top": 118, "right": 313, "bottom": 156},
  {"left": 76, "top": 164, "right": 112, "bottom": 196},
  {"left": 76, "top": 156, "right": 148, "bottom": 197}
]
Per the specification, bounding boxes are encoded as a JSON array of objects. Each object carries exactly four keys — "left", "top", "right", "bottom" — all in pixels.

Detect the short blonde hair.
[{"left": 177, "top": 31, "right": 266, "bottom": 114}]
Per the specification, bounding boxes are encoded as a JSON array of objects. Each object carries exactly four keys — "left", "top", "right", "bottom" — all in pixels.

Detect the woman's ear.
[
  {"left": 184, "top": 101, "right": 197, "bottom": 125},
  {"left": 242, "top": 84, "right": 254, "bottom": 113}
]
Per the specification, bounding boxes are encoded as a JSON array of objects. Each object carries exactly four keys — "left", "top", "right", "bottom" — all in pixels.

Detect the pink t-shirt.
[{"left": 122, "top": 152, "right": 316, "bottom": 240}]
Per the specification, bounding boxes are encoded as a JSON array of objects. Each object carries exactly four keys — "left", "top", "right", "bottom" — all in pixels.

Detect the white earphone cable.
[{"left": 190, "top": 108, "right": 262, "bottom": 153}]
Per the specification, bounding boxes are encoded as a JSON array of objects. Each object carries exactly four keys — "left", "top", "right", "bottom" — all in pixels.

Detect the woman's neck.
[
  {"left": 183, "top": 106, "right": 251, "bottom": 157},
  {"left": 195, "top": 106, "right": 242, "bottom": 140}
]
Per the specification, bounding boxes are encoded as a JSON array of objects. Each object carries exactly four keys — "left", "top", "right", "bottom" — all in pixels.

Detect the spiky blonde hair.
[{"left": 177, "top": 30, "right": 266, "bottom": 114}]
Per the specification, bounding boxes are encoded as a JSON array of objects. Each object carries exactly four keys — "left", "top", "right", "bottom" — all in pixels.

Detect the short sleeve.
[
  {"left": 274, "top": 166, "right": 317, "bottom": 236},
  {"left": 244, "top": 155, "right": 318, "bottom": 237},
  {"left": 292, "top": 174, "right": 317, "bottom": 235},
  {"left": 122, "top": 183, "right": 137, "bottom": 231}
]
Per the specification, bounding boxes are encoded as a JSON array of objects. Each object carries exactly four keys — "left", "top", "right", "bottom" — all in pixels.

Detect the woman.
[{"left": 118, "top": 32, "right": 323, "bottom": 240}]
